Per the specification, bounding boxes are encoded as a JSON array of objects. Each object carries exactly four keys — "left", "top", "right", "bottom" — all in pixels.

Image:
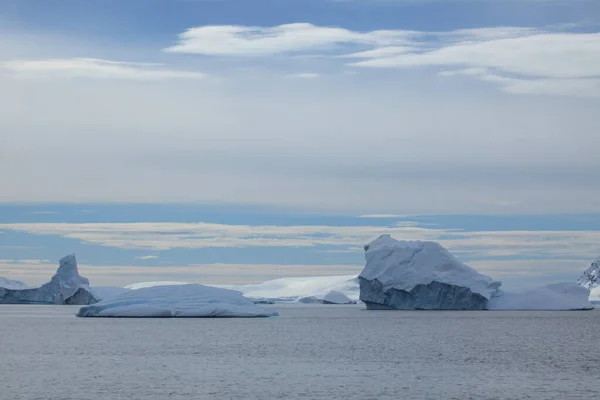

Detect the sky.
[{"left": 0, "top": 0, "right": 599, "bottom": 293}]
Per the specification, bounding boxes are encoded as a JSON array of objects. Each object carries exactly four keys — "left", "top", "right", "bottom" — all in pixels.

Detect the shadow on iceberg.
[{"left": 0, "top": 254, "right": 98, "bottom": 305}]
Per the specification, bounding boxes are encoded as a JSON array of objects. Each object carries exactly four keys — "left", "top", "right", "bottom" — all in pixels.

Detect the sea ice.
[
  {"left": 0, "top": 254, "right": 98, "bottom": 305},
  {"left": 489, "top": 283, "right": 593, "bottom": 311},
  {"left": 222, "top": 275, "right": 360, "bottom": 303},
  {"left": 359, "top": 235, "right": 501, "bottom": 310},
  {"left": 77, "top": 284, "right": 279, "bottom": 318}
]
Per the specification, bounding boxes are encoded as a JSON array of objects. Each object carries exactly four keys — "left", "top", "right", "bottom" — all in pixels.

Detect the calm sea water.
[{"left": 1, "top": 304, "right": 598, "bottom": 400}]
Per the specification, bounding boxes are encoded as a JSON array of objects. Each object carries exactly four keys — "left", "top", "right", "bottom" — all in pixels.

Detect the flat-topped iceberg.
[
  {"left": 359, "top": 235, "right": 502, "bottom": 310},
  {"left": 0, "top": 254, "right": 98, "bottom": 305},
  {"left": 77, "top": 284, "right": 279, "bottom": 318}
]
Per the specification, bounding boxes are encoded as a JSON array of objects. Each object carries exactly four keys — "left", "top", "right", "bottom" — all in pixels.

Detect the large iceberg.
[
  {"left": 489, "top": 283, "right": 593, "bottom": 311},
  {"left": 359, "top": 235, "right": 501, "bottom": 310},
  {"left": 77, "top": 284, "right": 279, "bottom": 318},
  {"left": 0, "top": 254, "right": 98, "bottom": 305}
]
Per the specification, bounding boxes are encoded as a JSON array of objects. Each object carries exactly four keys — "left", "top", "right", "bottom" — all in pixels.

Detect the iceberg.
[
  {"left": 489, "top": 283, "right": 593, "bottom": 311},
  {"left": 222, "top": 275, "right": 360, "bottom": 303},
  {"left": 359, "top": 235, "right": 502, "bottom": 310},
  {"left": 77, "top": 284, "right": 279, "bottom": 318},
  {"left": 322, "top": 290, "right": 353, "bottom": 304},
  {"left": 578, "top": 259, "right": 600, "bottom": 290},
  {"left": 0, "top": 254, "right": 98, "bottom": 305},
  {"left": 0, "top": 277, "right": 30, "bottom": 290}
]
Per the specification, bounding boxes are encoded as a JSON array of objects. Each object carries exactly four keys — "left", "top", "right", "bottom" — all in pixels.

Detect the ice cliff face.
[
  {"left": 359, "top": 235, "right": 502, "bottom": 310},
  {"left": 0, "top": 254, "right": 98, "bottom": 305},
  {"left": 578, "top": 259, "right": 600, "bottom": 290}
]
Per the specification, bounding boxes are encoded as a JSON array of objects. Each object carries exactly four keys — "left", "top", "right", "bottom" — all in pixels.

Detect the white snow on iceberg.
[
  {"left": 125, "top": 281, "right": 188, "bottom": 290},
  {"left": 222, "top": 275, "right": 359, "bottom": 303},
  {"left": 359, "top": 235, "right": 501, "bottom": 310},
  {"left": 0, "top": 277, "right": 30, "bottom": 290},
  {"left": 77, "top": 284, "right": 279, "bottom": 318},
  {"left": 578, "top": 259, "right": 600, "bottom": 290},
  {"left": 490, "top": 283, "right": 593, "bottom": 311},
  {"left": 323, "top": 290, "right": 353, "bottom": 304}
]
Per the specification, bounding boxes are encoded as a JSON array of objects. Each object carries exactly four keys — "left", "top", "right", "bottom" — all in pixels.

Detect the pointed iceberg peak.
[
  {"left": 578, "top": 259, "right": 600, "bottom": 290},
  {"left": 0, "top": 253, "right": 97, "bottom": 305},
  {"left": 52, "top": 253, "right": 89, "bottom": 287}
]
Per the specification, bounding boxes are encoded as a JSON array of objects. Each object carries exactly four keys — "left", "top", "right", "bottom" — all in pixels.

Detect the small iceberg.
[
  {"left": 77, "top": 284, "right": 279, "bottom": 318},
  {"left": 323, "top": 290, "right": 354, "bottom": 304}
]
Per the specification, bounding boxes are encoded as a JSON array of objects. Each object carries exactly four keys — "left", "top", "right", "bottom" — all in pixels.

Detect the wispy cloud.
[
  {"left": 164, "top": 22, "right": 600, "bottom": 96},
  {"left": 0, "top": 222, "right": 598, "bottom": 262},
  {"left": 358, "top": 214, "right": 415, "bottom": 218},
  {"left": 136, "top": 255, "right": 159, "bottom": 260},
  {"left": 164, "top": 23, "right": 414, "bottom": 56},
  {"left": 0, "top": 58, "right": 204, "bottom": 80},
  {"left": 287, "top": 73, "right": 321, "bottom": 79}
]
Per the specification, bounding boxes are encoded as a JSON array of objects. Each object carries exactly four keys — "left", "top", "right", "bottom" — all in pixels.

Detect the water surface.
[{"left": 1, "top": 305, "right": 598, "bottom": 400}]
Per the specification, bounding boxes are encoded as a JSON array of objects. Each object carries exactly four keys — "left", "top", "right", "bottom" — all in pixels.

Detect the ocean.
[{"left": 1, "top": 304, "right": 598, "bottom": 400}]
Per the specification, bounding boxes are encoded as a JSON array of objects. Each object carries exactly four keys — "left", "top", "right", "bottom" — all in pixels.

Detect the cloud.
[
  {"left": 163, "top": 22, "right": 600, "bottom": 96},
  {"left": 350, "top": 31, "right": 600, "bottom": 96},
  {"left": 0, "top": 58, "right": 204, "bottom": 80},
  {"left": 358, "top": 214, "right": 415, "bottom": 218},
  {"left": 1, "top": 26, "right": 599, "bottom": 213},
  {"left": 136, "top": 255, "right": 159, "bottom": 260},
  {"left": 287, "top": 73, "right": 321, "bottom": 79},
  {"left": 0, "top": 222, "right": 599, "bottom": 263},
  {"left": 163, "top": 23, "right": 414, "bottom": 56},
  {"left": 0, "top": 261, "right": 363, "bottom": 286}
]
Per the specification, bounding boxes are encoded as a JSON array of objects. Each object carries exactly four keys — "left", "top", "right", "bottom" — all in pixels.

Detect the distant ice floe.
[
  {"left": 489, "top": 283, "right": 593, "bottom": 311},
  {"left": 77, "top": 284, "right": 278, "bottom": 318}
]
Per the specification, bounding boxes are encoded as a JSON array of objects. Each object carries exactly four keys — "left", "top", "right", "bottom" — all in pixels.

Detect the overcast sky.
[
  {"left": 1, "top": 0, "right": 599, "bottom": 214},
  {"left": 0, "top": 1, "right": 599, "bottom": 293}
]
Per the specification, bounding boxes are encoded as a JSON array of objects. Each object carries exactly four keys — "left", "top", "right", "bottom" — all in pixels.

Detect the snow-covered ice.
[
  {"left": 77, "top": 284, "right": 279, "bottom": 318},
  {"left": 125, "top": 281, "right": 188, "bottom": 290},
  {"left": 221, "top": 275, "right": 360, "bottom": 303},
  {"left": 359, "top": 235, "right": 501, "bottom": 310},
  {"left": 0, "top": 254, "right": 98, "bottom": 305},
  {"left": 578, "top": 259, "right": 600, "bottom": 290},
  {"left": 323, "top": 290, "right": 353, "bottom": 304},
  {"left": 489, "top": 283, "right": 593, "bottom": 311},
  {"left": 0, "top": 277, "right": 30, "bottom": 290}
]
